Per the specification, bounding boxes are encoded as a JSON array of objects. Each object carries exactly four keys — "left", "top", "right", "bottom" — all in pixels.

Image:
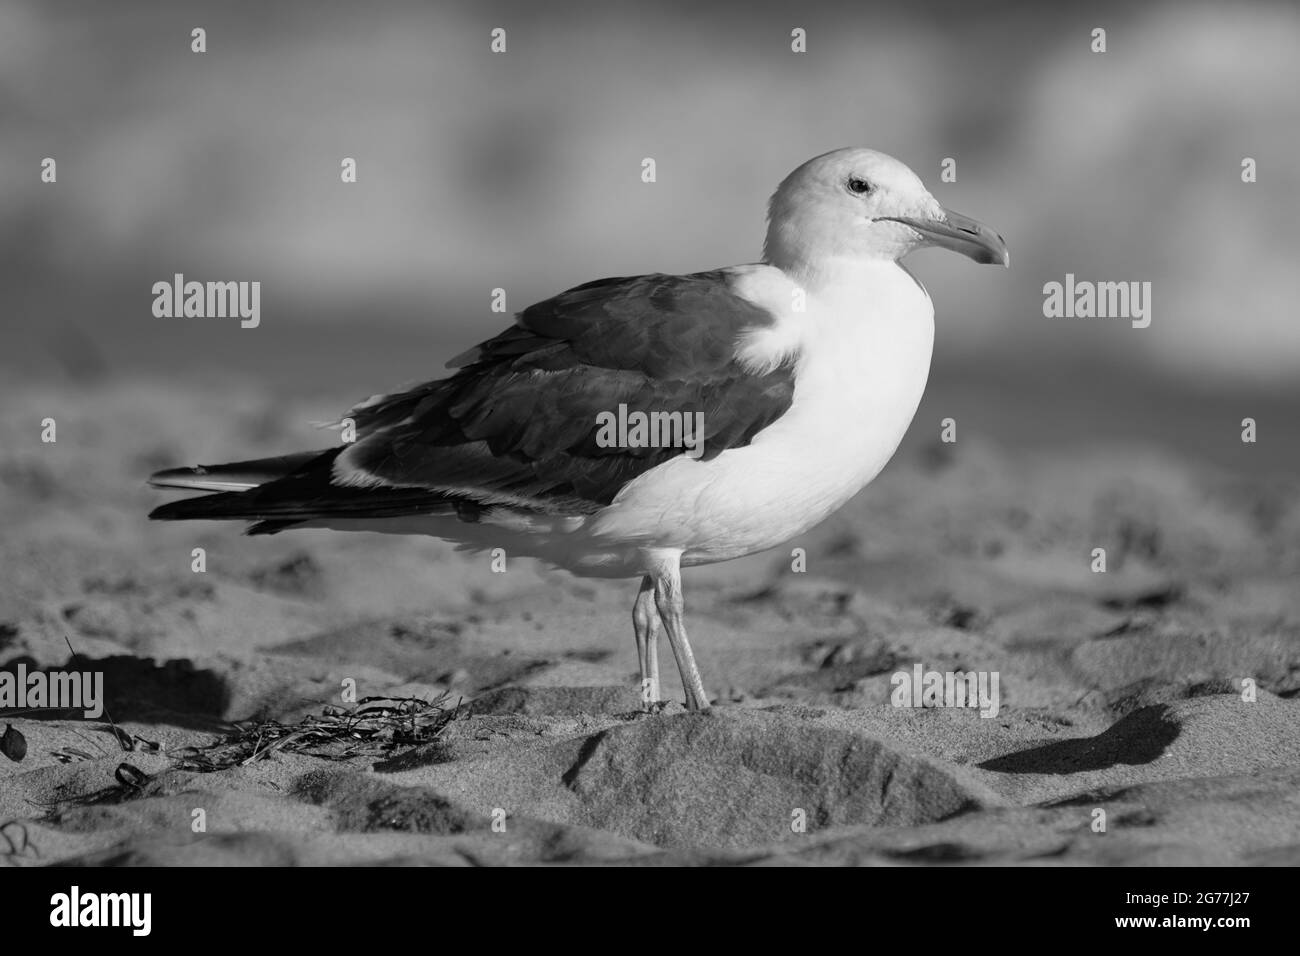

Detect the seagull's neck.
[
  {"left": 765, "top": 252, "right": 902, "bottom": 296},
  {"left": 728, "top": 254, "right": 933, "bottom": 377}
]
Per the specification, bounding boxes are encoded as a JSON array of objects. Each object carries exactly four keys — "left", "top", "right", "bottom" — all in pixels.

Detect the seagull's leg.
[
  {"left": 632, "top": 575, "right": 661, "bottom": 709},
  {"left": 650, "top": 556, "right": 710, "bottom": 712}
]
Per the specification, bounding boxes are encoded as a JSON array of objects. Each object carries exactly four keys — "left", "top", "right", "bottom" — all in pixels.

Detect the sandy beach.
[{"left": 2, "top": 378, "right": 1297, "bottom": 866}]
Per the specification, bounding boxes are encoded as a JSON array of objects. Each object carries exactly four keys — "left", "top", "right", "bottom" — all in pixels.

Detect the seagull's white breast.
[{"left": 590, "top": 261, "right": 935, "bottom": 566}]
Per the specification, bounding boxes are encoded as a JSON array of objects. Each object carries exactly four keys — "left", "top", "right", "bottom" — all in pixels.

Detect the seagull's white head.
[{"left": 763, "top": 147, "right": 1008, "bottom": 279}]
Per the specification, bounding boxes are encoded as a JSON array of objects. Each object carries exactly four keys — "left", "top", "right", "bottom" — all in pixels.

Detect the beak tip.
[
  {"left": 904, "top": 209, "right": 1010, "bottom": 269},
  {"left": 987, "top": 233, "right": 1010, "bottom": 268},
  {"left": 985, "top": 238, "right": 1010, "bottom": 268}
]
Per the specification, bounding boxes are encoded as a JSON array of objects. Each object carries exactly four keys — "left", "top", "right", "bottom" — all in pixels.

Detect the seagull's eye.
[{"left": 847, "top": 177, "right": 873, "bottom": 196}]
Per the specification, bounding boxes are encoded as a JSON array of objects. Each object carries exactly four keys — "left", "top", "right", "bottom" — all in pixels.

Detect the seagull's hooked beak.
[{"left": 881, "top": 208, "right": 1010, "bottom": 267}]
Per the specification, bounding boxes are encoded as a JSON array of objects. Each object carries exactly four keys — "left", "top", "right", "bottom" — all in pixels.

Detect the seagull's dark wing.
[{"left": 149, "top": 271, "right": 796, "bottom": 531}]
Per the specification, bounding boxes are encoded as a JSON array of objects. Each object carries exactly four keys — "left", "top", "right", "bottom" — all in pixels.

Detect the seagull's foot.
[
  {"left": 683, "top": 682, "right": 713, "bottom": 713},
  {"left": 639, "top": 676, "right": 663, "bottom": 713}
]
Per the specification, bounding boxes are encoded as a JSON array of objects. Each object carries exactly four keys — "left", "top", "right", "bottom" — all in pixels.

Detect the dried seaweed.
[{"left": 171, "top": 694, "right": 462, "bottom": 771}]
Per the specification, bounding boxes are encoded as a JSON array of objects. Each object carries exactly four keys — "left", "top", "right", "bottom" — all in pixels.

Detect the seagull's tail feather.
[
  {"left": 147, "top": 488, "right": 312, "bottom": 524},
  {"left": 148, "top": 451, "right": 329, "bottom": 493},
  {"left": 148, "top": 448, "right": 342, "bottom": 533},
  {"left": 148, "top": 447, "right": 465, "bottom": 535}
]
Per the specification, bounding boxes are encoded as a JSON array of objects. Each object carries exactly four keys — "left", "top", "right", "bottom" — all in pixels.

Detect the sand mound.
[{"left": 382, "top": 709, "right": 1001, "bottom": 850}]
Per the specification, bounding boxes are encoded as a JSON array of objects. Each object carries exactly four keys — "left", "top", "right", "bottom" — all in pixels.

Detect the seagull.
[{"left": 149, "top": 147, "right": 1007, "bottom": 712}]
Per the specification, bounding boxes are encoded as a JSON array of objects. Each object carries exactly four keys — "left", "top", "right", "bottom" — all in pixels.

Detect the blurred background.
[{"left": 1, "top": 0, "right": 1297, "bottom": 471}]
